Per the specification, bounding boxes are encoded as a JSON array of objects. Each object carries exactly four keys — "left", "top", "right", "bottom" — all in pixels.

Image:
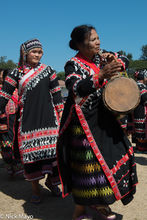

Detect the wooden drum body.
[{"left": 103, "top": 76, "right": 140, "bottom": 115}]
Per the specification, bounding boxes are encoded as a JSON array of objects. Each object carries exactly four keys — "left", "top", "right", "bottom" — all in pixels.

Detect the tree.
[
  {"left": 129, "top": 60, "right": 147, "bottom": 70},
  {"left": 0, "top": 56, "right": 17, "bottom": 69},
  {"left": 0, "top": 56, "right": 7, "bottom": 63},
  {"left": 57, "top": 71, "right": 65, "bottom": 81},
  {"left": 126, "top": 53, "right": 133, "bottom": 61},
  {"left": 6, "top": 60, "right": 17, "bottom": 69},
  {"left": 140, "top": 45, "right": 147, "bottom": 60},
  {"left": 118, "top": 50, "right": 126, "bottom": 56},
  {"left": 118, "top": 50, "right": 133, "bottom": 60}
]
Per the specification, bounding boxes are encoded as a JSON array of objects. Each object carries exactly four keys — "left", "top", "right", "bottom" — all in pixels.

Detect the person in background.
[
  {"left": 0, "top": 68, "right": 4, "bottom": 88},
  {"left": 57, "top": 25, "right": 138, "bottom": 220},
  {"left": 132, "top": 69, "right": 147, "bottom": 152},
  {"left": 0, "top": 69, "right": 24, "bottom": 176},
  {"left": 0, "top": 39, "right": 64, "bottom": 203}
]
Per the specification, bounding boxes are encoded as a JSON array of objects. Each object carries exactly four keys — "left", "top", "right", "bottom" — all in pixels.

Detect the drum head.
[{"left": 103, "top": 77, "right": 140, "bottom": 113}]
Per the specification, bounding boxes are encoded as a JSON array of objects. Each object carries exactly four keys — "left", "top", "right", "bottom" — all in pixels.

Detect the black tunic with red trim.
[
  {"left": 0, "top": 63, "right": 64, "bottom": 181},
  {"left": 0, "top": 89, "right": 23, "bottom": 176},
  {"left": 57, "top": 51, "right": 138, "bottom": 206},
  {"left": 133, "top": 81, "right": 147, "bottom": 151}
]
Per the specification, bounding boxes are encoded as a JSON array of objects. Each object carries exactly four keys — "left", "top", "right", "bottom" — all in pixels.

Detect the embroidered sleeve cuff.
[
  {"left": 114, "top": 53, "right": 126, "bottom": 70},
  {"left": 50, "top": 86, "right": 61, "bottom": 94},
  {"left": 117, "top": 58, "right": 125, "bottom": 70},
  {"left": 0, "top": 113, "right": 7, "bottom": 119},
  {"left": 55, "top": 103, "right": 64, "bottom": 113},
  {"left": 0, "top": 124, "right": 8, "bottom": 133},
  {"left": 92, "top": 68, "right": 102, "bottom": 89}
]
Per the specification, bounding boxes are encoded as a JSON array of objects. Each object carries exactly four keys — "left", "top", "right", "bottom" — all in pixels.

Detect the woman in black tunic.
[
  {"left": 0, "top": 39, "right": 64, "bottom": 203},
  {"left": 133, "top": 69, "right": 147, "bottom": 152},
  {"left": 57, "top": 25, "right": 138, "bottom": 220},
  {"left": 0, "top": 69, "right": 23, "bottom": 176}
]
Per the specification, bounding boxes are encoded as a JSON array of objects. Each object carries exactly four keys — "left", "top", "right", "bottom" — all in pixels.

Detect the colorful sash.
[
  {"left": 75, "top": 52, "right": 100, "bottom": 75},
  {"left": 19, "top": 64, "right": 46, "bottom": 96},
  {"left": 75, "top": 53, "right": 107, "bottom": 88}
]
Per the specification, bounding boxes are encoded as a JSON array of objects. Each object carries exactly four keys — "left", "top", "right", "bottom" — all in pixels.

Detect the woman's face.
[
  {"left": 26, "top": 48, "right": 43, "bottom": 66},
  {"left": 78, "top": 29, "right": 100, "bottom": 58}
]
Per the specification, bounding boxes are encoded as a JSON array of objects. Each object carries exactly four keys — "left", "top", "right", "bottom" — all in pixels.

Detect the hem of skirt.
[
  {"left": 120, "top": 183, "right": 137, "bottom": 199},
  {"left": 121, "top": 185, "right": 137, "bottom": 205},
  {"left": 24, "top": 170, "right": 52, "bottom": 181},
  {"left": 6, "top": 167, "right": 24, "bottom": 176},
  {"left": 13, "top": 169, "right": 24, "bottom": 176},
  {"left": 73, "top": 196, "right": 116, "bottom": 206}
]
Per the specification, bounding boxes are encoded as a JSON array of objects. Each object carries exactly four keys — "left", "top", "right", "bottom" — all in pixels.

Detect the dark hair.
[
  {"left": 69, "top": 25, "right": 96, "bottom": 51},
  {"left": 18, "top": 44, "right": 26, "bottom": 68},
  {"left": 3, "top": 69, "right": 11, "bottom": 82},
  {"left": 0, "top": 68, "right": 4, "bottom": 72}
]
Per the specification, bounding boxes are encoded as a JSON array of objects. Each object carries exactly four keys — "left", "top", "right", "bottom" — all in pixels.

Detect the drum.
[{"left": 103, "top": 76, "right": 140, "bottom": 115}]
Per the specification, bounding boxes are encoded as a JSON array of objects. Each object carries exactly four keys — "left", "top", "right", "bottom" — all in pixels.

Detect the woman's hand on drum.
[{"left": 99, "top": 61, "right": 123, "bottom": 80}]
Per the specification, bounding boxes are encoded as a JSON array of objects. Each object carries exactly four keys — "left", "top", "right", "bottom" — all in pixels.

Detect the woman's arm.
[
  {"left": 65, "top": 60, "right": 123, "bottom": 98},
  {"left": 49, "top": 67, "right": 64, "bottom": 118},
  {"left": 65, "top": 61, "right": 99, "bottom": 97}
]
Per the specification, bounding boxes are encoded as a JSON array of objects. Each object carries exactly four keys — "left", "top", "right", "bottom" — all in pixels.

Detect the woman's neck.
[
  {"left": 78, "top": 52, "right": 94, "bottom": 62},
  {"left": 27, "top": 62, "right": 39, "bottom": 68}
]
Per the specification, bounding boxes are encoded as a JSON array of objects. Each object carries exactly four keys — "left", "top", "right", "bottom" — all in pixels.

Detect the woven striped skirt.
[{"left": 70, "top": 122, "right": 116, "bottom": 206}]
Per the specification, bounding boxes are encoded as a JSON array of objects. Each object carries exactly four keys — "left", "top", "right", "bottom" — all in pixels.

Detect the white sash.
[{"left": 18, "top": 68, "right": 35, "bottom": 94}]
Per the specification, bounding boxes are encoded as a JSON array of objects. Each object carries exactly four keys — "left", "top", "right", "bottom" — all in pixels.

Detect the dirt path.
[{"left": 0, "top": 153, "right": 147, "bottom": 220}]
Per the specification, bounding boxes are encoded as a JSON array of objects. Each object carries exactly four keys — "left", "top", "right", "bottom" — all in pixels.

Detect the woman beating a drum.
[
  {"left": 0, "top": 39, "right": 64, "bottom": 203},
  {"left": 57, "top": 25, "right": 138, "bottom": 220}
]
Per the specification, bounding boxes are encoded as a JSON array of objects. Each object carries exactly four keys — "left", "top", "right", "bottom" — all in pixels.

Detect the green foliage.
[
  {"left": 119, "top": 50, "right": 127, "bottom": 56},
  {"left": 129, "top": 60, "right": 147, "bottom": 70},
  {"left": 118, "top": 50, "right": 133, "bottom": 60},
  {"left": 0, "top": 56, "right": 7, "bottom": 63},
  {"left": 57, "top": 71, "right": 65, "bottom": 81},
  {"left": 126, "top": 53, "right": 133, "bottom": 61},
  {"left": 127, "top": 60, "right": 147, "bottom": 78},
  {"left": 0, "top": 56, "right": 17, "bottom": 70},
  {"left": 140, "top": 44, "right": 147, "bottom": 60}
]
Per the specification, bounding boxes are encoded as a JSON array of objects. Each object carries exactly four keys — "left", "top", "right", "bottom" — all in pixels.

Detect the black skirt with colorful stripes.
[{"left": 69, "top": 120, "right": 116, "bottom": 205}]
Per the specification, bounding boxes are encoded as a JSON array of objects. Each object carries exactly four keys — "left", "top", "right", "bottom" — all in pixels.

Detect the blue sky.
[{"left": 0, "top": 0, "right": 147, "bottom": 72}]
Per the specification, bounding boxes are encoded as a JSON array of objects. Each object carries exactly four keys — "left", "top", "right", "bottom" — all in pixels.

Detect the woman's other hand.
[
  {"left": 101, "top": 52, "right": 117, "bottom": 63},
  {"left": 99, "top": 61, "right": 122, "bottom": 80}
]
